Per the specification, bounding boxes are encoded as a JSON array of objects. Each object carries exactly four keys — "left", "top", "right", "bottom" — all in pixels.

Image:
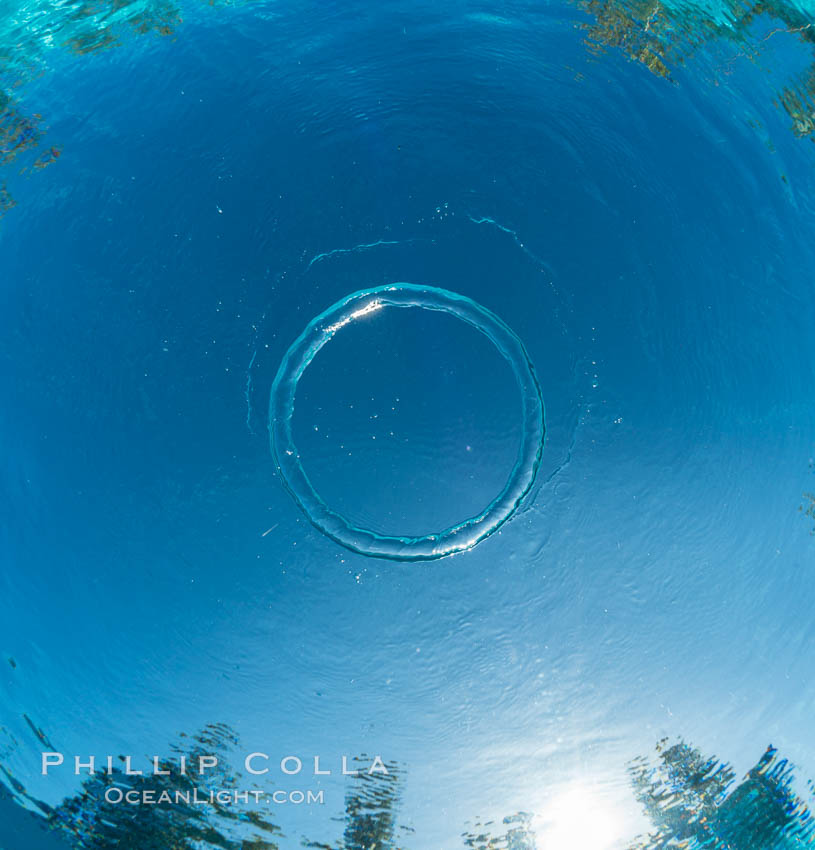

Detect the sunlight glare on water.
[{"left": 531, "top": 786, "right": 629, "bottom": 850}]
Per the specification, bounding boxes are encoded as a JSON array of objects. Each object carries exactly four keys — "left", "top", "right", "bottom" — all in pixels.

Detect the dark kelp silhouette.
[
  {"left": 304, "top": 757, "right": 414, "bottom": 850},
  {"left": 1, "top": 723, "right": 283, "bottom": 849},
  {"left": 460, "top": 813, "right": 537, "bottom": 850},
  {"left": 628, "top": 738, "right": 815, "bottom": 848}
]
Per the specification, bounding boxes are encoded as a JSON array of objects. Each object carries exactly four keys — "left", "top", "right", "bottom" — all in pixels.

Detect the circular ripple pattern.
[{"left": 269, "top": 284, "right": 545, "bottom": 561}]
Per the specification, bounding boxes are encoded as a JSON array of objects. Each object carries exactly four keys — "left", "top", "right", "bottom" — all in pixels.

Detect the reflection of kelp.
[
  {"left": 0, "top": 0, "right": 185, "bottom": 221},
  {"left": 0, "top": 90, "right": 58, "bottom": 219},
  {"left": 0, "top": 0, "right": 183, "bottom": 66},
  {"left": 581, "top": 0, "right": 675, "bottom": 79},
  {"left": 628, "top": 738, "right": 815, "bottom": 848},
  {"left": 460, "top": 813, "right": 536, "bottom": 849},
  {"left": 4, "top": 725, "right": 815, "bottom": 849},
  {"left": 579, "top": 0, "right": 815, "bottom": 139},
  {"left": 2, "top": 723, "right": 283, "bottom": 849},
  {"left": 802, "top": 460, "right": 815, "bottom": 533},
  {"left": 0, "top": 181, "right": 16, "bottom": 218},
  {"left": 1, "top": 92, "right": 43, "bottom": 166},
  {"left": 305, "top": 758, "right": 415, "bottom": 850},
  {"left": 803, "top": 492, "right": 815, "bottom": 532},
  {"left": 60, "top": 0, "right": 182, "bottom": 56}
]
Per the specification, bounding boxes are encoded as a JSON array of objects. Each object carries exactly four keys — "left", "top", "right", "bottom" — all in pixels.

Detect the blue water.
[{"left": 2, "top": 0, "right": 815, "bottom": 847}]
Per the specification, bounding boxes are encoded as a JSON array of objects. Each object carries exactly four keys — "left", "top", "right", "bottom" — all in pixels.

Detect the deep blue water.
[{"left": 2, "top": 0, "right": 815, "bottom": 847}]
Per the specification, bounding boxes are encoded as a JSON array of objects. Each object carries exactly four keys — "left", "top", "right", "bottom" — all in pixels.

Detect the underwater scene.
[{"left": 2, "top": 0, "right": 815, "bottom": 846}]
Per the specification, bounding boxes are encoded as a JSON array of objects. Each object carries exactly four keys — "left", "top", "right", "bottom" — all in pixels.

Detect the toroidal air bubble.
[{"left": 269, "top": 284, "right": 545, "bottom": 561}]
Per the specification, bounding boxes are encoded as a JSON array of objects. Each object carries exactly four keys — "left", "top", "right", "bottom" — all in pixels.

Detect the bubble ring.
[{"left": 269, "top": 283, "right": 545, "bottom": 561}]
